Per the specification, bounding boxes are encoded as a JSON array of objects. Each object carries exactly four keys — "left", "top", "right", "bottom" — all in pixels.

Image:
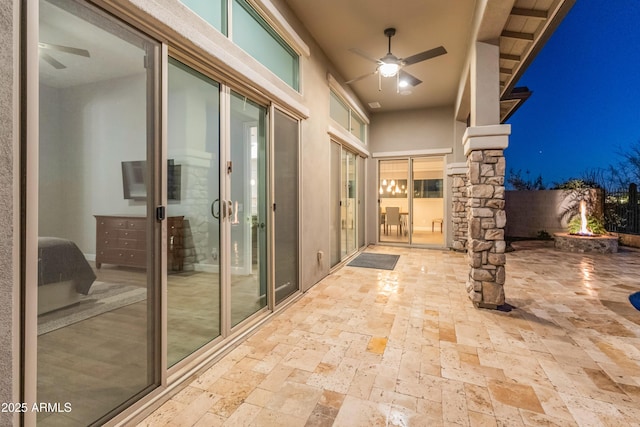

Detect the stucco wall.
[
  {"left": 505, "top": 189, "right": 603, "bottom": 238},
  {"left": 505, "top": 190, "right": 569, "bottom": 237},
  {"left": 0, "top": 0, "right": 16, "bottom": 424}
]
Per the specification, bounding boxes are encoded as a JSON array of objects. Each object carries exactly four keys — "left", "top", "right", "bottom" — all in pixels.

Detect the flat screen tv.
[{"left": 122, "top": 159, "right": 181, "bottom": 200}]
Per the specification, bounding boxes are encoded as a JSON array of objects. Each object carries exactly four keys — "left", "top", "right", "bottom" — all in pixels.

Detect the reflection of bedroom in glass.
[{"left": 122, "top": 159, "right": 181, "bottom": 200}]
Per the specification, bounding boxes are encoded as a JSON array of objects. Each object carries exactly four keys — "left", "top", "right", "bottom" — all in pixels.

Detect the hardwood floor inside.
[
  {"left": 37, "top": 262, "right": 264, "bottom": 426},
  {"left": 379, "top": 228, "right": 445, "bottom": 245}
]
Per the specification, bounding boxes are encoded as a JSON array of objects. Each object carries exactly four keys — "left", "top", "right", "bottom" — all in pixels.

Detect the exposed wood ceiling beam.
[
  {"left": 500, "top": 67, "right": 513, "bottom": 75},
  {"left": 501, "top": 30, "right": 535, "bottom": 41},
  {"left": 500, "top": 53, "right": 521, "bottom": 61},
  {"left": 511, "top": 8, "right": 548, "bottom": 20}
]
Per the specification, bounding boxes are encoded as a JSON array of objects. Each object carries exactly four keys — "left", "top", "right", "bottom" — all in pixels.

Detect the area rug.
[
  {"left": 630, "top": 292, "right": 640, "bottom": 311},
  {"left": 38, "top": 281, "right": 147, "bottom": 335},
  {"left": 347, "top": 253, "right": 400, "bottom": 270}
]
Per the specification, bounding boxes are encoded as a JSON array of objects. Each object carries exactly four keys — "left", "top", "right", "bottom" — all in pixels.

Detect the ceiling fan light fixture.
[
  {"left": 379, "top": 62, "right": 399, "bottom": 78},
  {"left": 398, "top": 79, "right": 410, "bottom": 88}
]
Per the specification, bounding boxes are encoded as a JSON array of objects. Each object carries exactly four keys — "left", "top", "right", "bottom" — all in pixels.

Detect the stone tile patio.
[{"left": 138, "top": 242, "right": 640, "bottom": 426}]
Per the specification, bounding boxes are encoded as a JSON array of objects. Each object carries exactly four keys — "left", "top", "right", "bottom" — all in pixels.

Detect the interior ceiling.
[{"left": 284, "top": 0, "right": 476, "bottom": 113}]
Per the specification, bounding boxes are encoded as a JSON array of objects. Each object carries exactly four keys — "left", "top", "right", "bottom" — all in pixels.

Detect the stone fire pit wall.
[
  {"left": 554, "top": 233, "right": 618, "bottom": 253},
  {"left": 466, "top": 149, "right": 507, "bottom": 308}
]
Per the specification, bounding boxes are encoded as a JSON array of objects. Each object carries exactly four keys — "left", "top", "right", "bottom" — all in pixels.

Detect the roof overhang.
[{"left": 498, "top": 0, "right": 576, "bottom": 122}]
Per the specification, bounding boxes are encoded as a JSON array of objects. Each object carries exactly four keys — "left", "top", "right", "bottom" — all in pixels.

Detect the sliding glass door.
[
  {"left": 379, "top": 160, "right": 410, "bottom": 243},
  {"left": 378, "top": 157, "right": 445, "bottom": 246},
  {"left": 411, "top": 157, "right": 445, "bottom": 245},
  {"left": 273, "top": 109, "right": 299, "bottom": 304},
  {"left": 229, "top": 91, "right": 268, "bottom": 326},
  {"left": 166, "top": 59, "right": 221, "bottom": 366},
  {"left": 36, "top": 0, "right": 159, "bottom": 424},
  {"left": 331, "top": 143, "right": 363, "bottom": 267},
  {"left": 165, "top": 64, "right": 270, "bottom": 364},
  {"left": 31, "top": 2, "right": 274, "bottom": 423}
]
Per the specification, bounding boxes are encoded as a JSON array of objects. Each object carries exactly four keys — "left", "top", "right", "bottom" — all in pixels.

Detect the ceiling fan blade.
[
  {"left": 40, "top": 53, "right": 66, "bottom": 70},
  {"left": 348, "top": 48, "right": 382, "bottom": 64},
  {"left": 403, "top": 46, "right": 447, "bottom": 66},
  {"left": 399, "top": 70, "right": 422, "bottom": 87},
  {"left": 346, "top": 71, "right": 377, "bottom": 85},
  {"left": 39, "top": 42, "right": 91, "bottom": 58}
]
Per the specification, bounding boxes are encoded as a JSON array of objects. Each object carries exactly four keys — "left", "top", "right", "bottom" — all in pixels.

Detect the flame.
[{"left": 579, "top": 200, "right": 593, "bottom": 235}]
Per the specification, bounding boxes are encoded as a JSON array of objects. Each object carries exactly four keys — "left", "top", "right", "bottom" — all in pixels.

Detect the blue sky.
[{"left": 506, "top": 0, "right": 640, "bottom": 186}]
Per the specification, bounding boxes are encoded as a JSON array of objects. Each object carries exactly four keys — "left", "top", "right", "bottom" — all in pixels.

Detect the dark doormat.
[
  {"left": 347, "top": 253, "right": 400, "bottom": 270},
  {"left": 630, "top": 292, "right": 640, "bottom": 311}
]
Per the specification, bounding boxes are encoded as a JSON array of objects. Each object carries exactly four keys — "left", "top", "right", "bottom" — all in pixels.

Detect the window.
[
  {"left": 329, "top": 89, "right": 367, "bottom": 143},
  {"left": 414, "top": 179, "right": 443, "bottom": 198},
  {"left": 330, "top": 91, "right": 349, "bottom": 129},
  {"left": 181, "top": 0, "right": 227, "bottom": 34},
  {"left": 350, "top": 112, "right": 366, "bottom": 142},
  {"left": 180, "top": 0, "right": 300, "bottom": 90},
  {"left": 232, "top": 0, "right": 299, "bottom": 90}
]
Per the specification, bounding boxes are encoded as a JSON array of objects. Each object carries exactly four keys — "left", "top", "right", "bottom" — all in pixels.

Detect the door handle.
[
  {"left": 211, "top": 199, "right": 219, "bottom": 219},
  {"left": 228, "top": 200, "right": 233, "bottom": 218}
]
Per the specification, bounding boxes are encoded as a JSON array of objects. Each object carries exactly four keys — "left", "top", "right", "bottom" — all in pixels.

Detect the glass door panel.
[
  {"left": 229, "top": 92, "right": 267, "bottom": 327},
  {"left": 37, "top": 0, "right": 158, "bottom": 423},
  {"left": 166, "top": 59, "right": 221, "bottom": 366},
  {"left": 273, "top": 109, "right": 299, "bottom": 304},
  {"left": 330, "top": 142, "right": 341, "bottom": 267},
  {"left": 379, "top": 159, "right": 410, "bottom": 243},
  {"left": 411, "top": 157, "right": 445, "bottom": 245},
  {"left": 357, "top": 156, "right": 365, "bottom": 249},
  {"left": 344, "top": 150, "right": 357, "bottom": 255}
]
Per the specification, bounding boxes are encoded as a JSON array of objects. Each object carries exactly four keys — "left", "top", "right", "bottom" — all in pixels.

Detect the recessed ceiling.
[{"left": 283, "top": 0, "right": 477, "bottom": 113}]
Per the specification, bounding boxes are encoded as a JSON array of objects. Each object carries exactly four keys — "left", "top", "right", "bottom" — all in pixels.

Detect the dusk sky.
[{"left": 506, "top": 0, "right": 640, "bottom": 187}]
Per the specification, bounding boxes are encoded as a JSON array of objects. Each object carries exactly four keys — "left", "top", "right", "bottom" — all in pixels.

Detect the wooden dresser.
[{"left": 95, "top": 215, "right": 184, "bottom": 271}]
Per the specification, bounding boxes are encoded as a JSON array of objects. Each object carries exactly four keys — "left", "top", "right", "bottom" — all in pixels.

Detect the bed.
[{"left": 38, "top": 237, "right": 97, "bottom": 315}]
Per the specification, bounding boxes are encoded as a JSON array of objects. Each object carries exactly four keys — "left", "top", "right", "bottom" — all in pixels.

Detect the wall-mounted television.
[{"left": 122, "top": 159, "right": 181, "bottom": 200}]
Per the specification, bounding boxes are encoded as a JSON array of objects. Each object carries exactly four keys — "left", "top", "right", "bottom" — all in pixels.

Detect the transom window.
[
  {"left": 330, "top": 89, "right": 367, "bottom": 143},
  {"left": 180, "top": 0, "right": 299, "bottom": 91}
]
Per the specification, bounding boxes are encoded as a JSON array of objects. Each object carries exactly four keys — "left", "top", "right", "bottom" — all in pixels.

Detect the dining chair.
[{"left": 386, "top": 207, "right": 401, "bottom": 235}]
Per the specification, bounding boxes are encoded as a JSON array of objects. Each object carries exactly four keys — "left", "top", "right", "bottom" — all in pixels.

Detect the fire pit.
[
  {"left": 554, "top": 201, "right": 618, "bottom": 253},
  {"left": 554, "top": 232, "right": 618, "bottom": 253}
]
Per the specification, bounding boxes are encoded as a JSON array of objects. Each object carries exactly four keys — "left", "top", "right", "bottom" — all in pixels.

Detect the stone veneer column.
[
  {"left": 447, "top": 163, "right": 470, "bottom": 251},
  {"left": 463, "top": 125, "right": 510, "bottom": 308}
]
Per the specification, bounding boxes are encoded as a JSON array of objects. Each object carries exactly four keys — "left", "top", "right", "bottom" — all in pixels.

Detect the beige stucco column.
[
  {"left": 0, "top": 0, "right": 18, "bottom": 424},
  {"left": 465, "top": 41, "right": 510, "bottom": 308}
]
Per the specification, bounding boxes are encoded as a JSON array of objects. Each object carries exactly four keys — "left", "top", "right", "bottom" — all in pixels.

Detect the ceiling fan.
[
  {"left": 346, "top": 28, "right": 446, "bottom": 91},
  {"left": 39, "top": 42, "right": 91, "bottom": 70}
]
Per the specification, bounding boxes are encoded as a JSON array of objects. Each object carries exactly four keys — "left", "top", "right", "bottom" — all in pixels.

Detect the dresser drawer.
[
  {"left": 99, "top": 249, "right": 145, "bottom": 266},
  {"left": 95, "top": 215, "right": 183, "bottom": 270},
  {"left": 97, "top": 217, "right": 129, "bottom": 229},
  {"left": 118, "top": 229, "right": 145, "bottom": 242}
]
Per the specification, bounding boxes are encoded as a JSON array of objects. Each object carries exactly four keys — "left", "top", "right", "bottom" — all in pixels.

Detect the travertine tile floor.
[{"left": 139, "top": 242, "right": 640, "bottom": 426}]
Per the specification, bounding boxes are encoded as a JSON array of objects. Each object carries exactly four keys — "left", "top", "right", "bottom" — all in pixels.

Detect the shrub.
[{"left": 567, "top": 215, "right": 606, "bottom": 235}]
